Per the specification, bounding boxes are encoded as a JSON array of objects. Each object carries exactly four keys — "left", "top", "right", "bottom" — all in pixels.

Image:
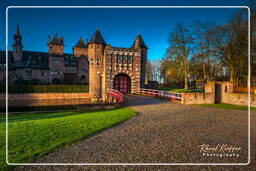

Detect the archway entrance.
[{"left": 113, "top": 74, "right": 131, "bottom": 94}]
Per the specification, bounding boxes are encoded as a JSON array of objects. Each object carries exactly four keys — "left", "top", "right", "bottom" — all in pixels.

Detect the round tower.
[{"left": 88, "top": 29, "right": 106, "bottom": 102}]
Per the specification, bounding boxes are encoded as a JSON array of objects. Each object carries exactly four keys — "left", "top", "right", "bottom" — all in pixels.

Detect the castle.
[{"left": 0, "top": 26, "right": 148, "bottom": 102}]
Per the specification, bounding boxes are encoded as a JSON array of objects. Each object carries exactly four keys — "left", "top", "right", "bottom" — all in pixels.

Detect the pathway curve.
[{"left": 16, "top": 95, "right": 255, "bottom": 171}]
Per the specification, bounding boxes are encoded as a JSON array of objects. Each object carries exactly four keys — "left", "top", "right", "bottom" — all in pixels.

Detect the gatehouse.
[{"left": 88, "top": 29, "right": 148, "bottom": 102}]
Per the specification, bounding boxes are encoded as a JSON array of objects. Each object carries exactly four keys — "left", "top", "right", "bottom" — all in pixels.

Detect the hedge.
[{"left": 0, "top": 85, "right": 89, "bottom": 94}]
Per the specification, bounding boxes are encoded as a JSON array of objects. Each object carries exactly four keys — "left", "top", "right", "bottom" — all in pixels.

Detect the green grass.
[
  {"left": 0, "top": 107, "right": 136, "bottom": 170},
  {"left": 158, "top": 87, "right": 203, "bottom": 93},
  {"left": 195, "top": 103, "right": 256, "bottom": 112}
]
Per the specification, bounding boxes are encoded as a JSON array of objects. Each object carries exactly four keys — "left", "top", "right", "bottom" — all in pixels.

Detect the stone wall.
[
  {"left": 181, "top": 92, "right": 214, "bottom": 105},
  {"left": 222, "top": 92, "right": 256, "bottom": 107},
  {"left": 221, "top": 82, "right": 256, "bottom": 107},
  {"left": 1, "top": 93, "right": 89, "bottom": 100},
  {"left": 181, "top": 81, "right": 256, "bottom": 107},
  {"left": 0, "top": 93, "right": 90, "bottom": 107}
]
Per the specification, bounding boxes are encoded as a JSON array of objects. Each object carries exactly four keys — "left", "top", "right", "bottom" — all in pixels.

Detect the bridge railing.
[
  {"left": 106, "top": 89, "right": 123, "bottom": 103},
  {"left": 139, "top": 88, "right": 182, "bottom": 100}
]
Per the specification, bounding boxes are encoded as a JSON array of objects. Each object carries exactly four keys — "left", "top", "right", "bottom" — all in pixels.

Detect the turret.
[
  {"left": 132, "top": 33, "right": 148, "bottom": 88},
  {"left": 88, "top": 28, "right": 106, "bottom": 102},
  {"left": 12, "top": 25, "right": 23, "bottom": 62},
  {"left": 73, "top": 37, "right": 88, "bottom": 57},
  {"left": 48, "top": 34, "right": 64, "bottom": 55}
]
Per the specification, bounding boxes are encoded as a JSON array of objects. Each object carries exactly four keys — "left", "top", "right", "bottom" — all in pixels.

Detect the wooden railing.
[
  {"left": 139, "top": 88, "right": 182, "bottom": 100},
  {"left": 106, "top": 89, "right": 123, "bottom": 103}
]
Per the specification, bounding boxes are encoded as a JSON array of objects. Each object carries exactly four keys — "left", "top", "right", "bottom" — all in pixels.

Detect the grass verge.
[
  {"left": 194, "top": 103, "right": 256, "bottom": 112},
  {"left": 158, "top": 87, "right": 203, "bottom": 93},
  {"left": 0, "top": 107, "right": 136, "bottom": 170}
]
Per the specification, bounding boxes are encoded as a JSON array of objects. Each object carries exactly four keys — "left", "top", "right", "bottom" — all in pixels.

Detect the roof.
[
  {"left": 12, "top": 51, "right": 49, "bottom": 69},
  {"left": 89, "top": 29, "right": 106, "bottom": 44},
  {"left": 48, "top": 34, "right": 64, "bottom": 45},
  {"left": 0, "top": 51, "right": 13, "bottom": 64},
  {"left": 131, "top": 34, "right": 148, "bottom": 49},
  {"left": 73, "top": 38, "right": 88, "bottom": 48},
  {"left": 3, "top": 50, "right": 83, "bottom": 69}
]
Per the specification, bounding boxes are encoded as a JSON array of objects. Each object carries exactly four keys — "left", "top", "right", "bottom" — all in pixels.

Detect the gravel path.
[{"left": 16, "top": 95, "right": 255, "bottom": 171}]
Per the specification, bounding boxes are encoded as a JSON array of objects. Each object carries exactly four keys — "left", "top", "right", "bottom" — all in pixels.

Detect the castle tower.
[
  {"left": 73, "top": 37, "right": 88, "bottom": 57},
  {"left": 88, "top": 29, "right": 106, "bottom": 102},
  {"left": 132, "top": 33, "right": 148, "bottom": 88},
  {"left": 12, "top": 25, "right": 23, "bottom": 62},
  {"left": 48, "top": 34, "right": 64, "bottom": 55}
]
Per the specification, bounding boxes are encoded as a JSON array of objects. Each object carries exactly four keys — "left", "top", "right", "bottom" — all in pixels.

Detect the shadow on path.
[{"left": 123, "top": 94, "right": 169, "bottom": 107}]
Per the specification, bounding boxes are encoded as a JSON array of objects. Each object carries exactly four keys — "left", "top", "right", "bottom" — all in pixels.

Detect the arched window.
[
  {"left": 117, "top": 54, "right": 121, "bottom": 64},
  {"left": 127, "top": 55, "right": 131, "bottom": 64},
  {"left": 122, "top": 54, "right": 125, "bottom": 64}
]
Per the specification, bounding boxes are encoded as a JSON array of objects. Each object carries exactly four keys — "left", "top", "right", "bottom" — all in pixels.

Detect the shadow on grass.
[{"left": 0, "top": 106, "right": 125, "bottom": 123}]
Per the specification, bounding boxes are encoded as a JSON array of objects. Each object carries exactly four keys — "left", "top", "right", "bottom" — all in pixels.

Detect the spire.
[
  {"left": 13, "top": 25, "right": 23, "bottom": 48},
  {"left": 132, "top": 33, "right": 148, "bottom": 49},
  {"left": 15, "top": 25, "right": 20, "bottom": 36},
  {"left": 89, "top": 29, "right": 106, "bottom": 44}
]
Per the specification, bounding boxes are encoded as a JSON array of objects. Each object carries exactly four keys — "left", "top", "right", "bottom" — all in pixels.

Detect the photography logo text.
[{"left": 197, "top": 144, "right": 242, "bottom": 158}]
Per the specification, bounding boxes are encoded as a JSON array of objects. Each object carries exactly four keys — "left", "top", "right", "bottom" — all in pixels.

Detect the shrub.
[{"left": 1, "top": 85, "right": 89, "bottom": 94}]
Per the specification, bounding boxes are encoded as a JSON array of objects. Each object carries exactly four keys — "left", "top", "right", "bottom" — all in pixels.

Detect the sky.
[{"left": 0, "top": 0, "right": 249, "bottom": 61}]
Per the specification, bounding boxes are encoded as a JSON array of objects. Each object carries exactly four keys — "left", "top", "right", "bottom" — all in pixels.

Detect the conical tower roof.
[
  {"left": 132, "top": 33, "right": 148, "bottom": 49},
  {"left": 89, "top": 29, "right": 106, "bottom": 44},
  {"left": 74, "top": 37, "right": 88, "bottom": 48}
]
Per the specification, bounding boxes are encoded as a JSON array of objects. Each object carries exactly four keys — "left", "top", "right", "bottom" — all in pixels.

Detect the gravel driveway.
[{"left": 16, "top": 95, "right": 255, "bottom": 171}]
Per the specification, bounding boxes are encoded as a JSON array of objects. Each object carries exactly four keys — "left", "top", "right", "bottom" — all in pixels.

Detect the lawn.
[
  {"left": 0, "top": 107, "right": 136, "bottom": 170},
  {"left": 158, "top": 87, "right": 203, "bottom": 93},
  {"left": 195, "top": 103, "right": 256, "bottom": 112}
]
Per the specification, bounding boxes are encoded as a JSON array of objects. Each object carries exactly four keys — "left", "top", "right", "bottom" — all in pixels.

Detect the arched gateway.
[
  {"left": 88, "top": 29, "right": 147, "bottom": 102},
  {"left": 113, "top": 74, "right": 131, "bottom": 94}
]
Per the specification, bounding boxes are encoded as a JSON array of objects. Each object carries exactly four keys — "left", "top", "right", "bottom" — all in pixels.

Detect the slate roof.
[
  {"left": 12, "top": 51, "right": 49, "bottom": 69},
  {"left": 89, "top": 29, "right": 106, "bottom": 44},
  {"left": 0, "top": 50, "right": 82, "bottom": 69},
  {"left": 0, "top": 51, "right": 13, "bottom": 64},
  {"left": 132, "top": 34, "right": 148, "bottom": 49},
  {"left": 73, "top": 38, "right": 88, "bottom": 48},
  {"left": 48, "top": 34, "right": 64, "bottom": 45}
]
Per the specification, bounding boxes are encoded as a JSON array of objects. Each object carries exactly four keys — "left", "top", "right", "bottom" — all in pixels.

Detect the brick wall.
[
  {"left": 0, "top": 93, "right": 90, "bottom": 107},
  {"left": 181, "top": 92, "right": 214, "bottom": 105},
  {"left": 181, "top": 81, "right": 256, "bottom": 107},
  {"left": 222, "top": 92, "right": 256, "bottom": 107},
  {"left": 1, "top": 93, "right": 90, "bottom": 100}
]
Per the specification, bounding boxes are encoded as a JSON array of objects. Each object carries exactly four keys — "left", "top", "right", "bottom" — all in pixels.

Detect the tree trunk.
[
  {"left": 206, "top": 40, "right": 210, "bottom": 82},
  {"left": 184, "top": 51, "right": 188, "bottom": 90},
  {"left": 200, "top": 41, "right": 207, "bottom": 82}
]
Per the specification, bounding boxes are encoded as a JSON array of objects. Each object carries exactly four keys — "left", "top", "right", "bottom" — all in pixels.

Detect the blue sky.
[{"left": 0, "top": 0, "right": 248, "bottom": 61}]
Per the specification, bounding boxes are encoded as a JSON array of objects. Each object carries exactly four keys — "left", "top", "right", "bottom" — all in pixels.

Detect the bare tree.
[{"left": 167, "top": 23, "right": 193, "bottom": 89}]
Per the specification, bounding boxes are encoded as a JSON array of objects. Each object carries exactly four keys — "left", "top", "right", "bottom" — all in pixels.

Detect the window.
[
  {"left": 122, "top": 55, "right": 125, "bottom": 64},
  {"left": 127, "top": 55, "right": 131, "bottom": 64},
  {"left": 81, "top": 69, "right": 87, "bottom": 73},
  {"left": 53, "top": 59, "right": 60, "bottom": 64},
  {"left": 25, "top": 70, "right": 32, "bottom": 77},
  {"left": 40, "top": 71, "right": 46, "bottom": 76},
  {"left": 96, "top": 58, "right": 100, "bottom": 66},
  {"left": 117, "top": 55, "right": 121, "bottom": 64}
]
